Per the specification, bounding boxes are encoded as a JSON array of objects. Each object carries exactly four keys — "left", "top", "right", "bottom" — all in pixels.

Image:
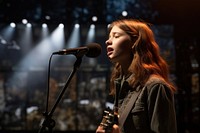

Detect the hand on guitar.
[
  {"left": 96, "top": 109, "right": 120, "bottom": 133},
  {"left": 96, "top": 124, "right": 120, "bottom": 133}
]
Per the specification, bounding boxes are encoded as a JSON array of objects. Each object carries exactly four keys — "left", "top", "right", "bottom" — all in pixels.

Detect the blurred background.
[{"left": 0, "top": 0, "right": 200, "bottom": 133}]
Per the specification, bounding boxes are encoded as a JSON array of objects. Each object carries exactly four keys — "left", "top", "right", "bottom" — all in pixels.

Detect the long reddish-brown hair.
[{"left": 108, "top": 19, "right": 176, "bottom": 95}]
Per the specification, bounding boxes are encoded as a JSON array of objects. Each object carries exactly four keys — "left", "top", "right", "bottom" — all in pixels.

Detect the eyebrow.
[{"left": 110, "top": 32, "right": 124, "bottom": 36}]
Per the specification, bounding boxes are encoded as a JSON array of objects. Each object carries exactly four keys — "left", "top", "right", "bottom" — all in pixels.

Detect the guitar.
[
  {"left": 100, "top": 108, "right": 119, "bottom": 133},
  {"left": 100, "top": 79, "right": 121, "bottom": 132}
]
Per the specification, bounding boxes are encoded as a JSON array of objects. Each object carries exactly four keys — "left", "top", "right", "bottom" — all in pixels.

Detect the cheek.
[
  {"left": 113, "top": 41, "right": 132, "bottom": 61},
  {"left": 117, "top": 40, "right": 132, "bottom": 53}
]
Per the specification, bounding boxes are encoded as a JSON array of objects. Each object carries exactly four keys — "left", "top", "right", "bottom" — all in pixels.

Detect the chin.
[{"left": 109, "top": 58, "right": 117, "bottom": 63}]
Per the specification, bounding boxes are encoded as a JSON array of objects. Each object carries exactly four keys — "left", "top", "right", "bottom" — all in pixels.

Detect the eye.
[{"left": 114, "top": 35, "right": 120, "bottom": 38}]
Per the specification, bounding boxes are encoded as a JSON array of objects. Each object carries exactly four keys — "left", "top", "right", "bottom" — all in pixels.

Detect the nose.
[{"left": 105, "top": 39, "right": 112, "bottom": 46}]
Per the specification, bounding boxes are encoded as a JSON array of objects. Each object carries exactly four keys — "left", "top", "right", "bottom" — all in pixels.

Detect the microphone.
[{"left": 53, "top": 43, "right": 102, "bottom": 58}]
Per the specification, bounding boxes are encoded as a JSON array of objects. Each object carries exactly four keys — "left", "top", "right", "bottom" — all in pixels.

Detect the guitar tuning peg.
[{"left": 100, "top": 122, "right": 108, "bottom": 127}]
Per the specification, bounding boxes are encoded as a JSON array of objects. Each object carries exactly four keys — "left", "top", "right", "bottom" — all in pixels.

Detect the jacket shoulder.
[{"left": 145, "top": 75, "right": 168, "bottom": 89}]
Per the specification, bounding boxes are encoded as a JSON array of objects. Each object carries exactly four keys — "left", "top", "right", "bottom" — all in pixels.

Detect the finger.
[
  {"left": 96, "top": 126, "right": 105, "bottom": 133},
  {"left": 112, "top": 124, "right": 120, "bottom": 133}
]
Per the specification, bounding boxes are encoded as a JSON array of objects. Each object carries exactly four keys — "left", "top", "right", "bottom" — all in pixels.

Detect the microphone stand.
[{"left": 38, "top": 56, "right": 83, "bottom": 133}]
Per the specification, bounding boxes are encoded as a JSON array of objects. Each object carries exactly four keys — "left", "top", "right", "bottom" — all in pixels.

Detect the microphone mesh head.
[{"left": 86, "top": 43, "right": 102, "bottom": 57}]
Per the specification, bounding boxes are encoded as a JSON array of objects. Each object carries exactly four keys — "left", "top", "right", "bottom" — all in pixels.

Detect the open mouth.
[{"left": 107, "top": 47, "right": 113, "bottom": 56}]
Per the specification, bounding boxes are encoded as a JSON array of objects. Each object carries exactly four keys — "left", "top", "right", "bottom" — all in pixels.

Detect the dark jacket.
[{"left": 116, "top": 75, "right": 177, "bottom": 133}]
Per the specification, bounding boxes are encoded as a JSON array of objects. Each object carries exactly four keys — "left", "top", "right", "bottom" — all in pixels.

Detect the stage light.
[
  {"left": 75, "top": 24, "right": 80, "bottom": 28},
  {"left": 66, "top": 23, "right": 80, "bottom": 49},
  {"left": 26, "top": 23, "right": 32, "bottom": 28},
  {"left": 0, "top": 38, "right": 7, "bottom": 45},
  {"left": 58, "top": 23, "right": 64, "bottom": 28},
  {"left": 45, "top": 15, "right": 51, "bottom": 20},
  {"left": 22, "top": 19, "right": 28, "bottom": 24},
  {"left": 41, "top": 23, "right": 49, "bottom": 38},
  {"left": 51, "top": 24, "right": 65, "bottom": 50},
  {"left": 122, "top": 11, "right": 128, "bottom": 16},
  {"left": 90, "top": 24, "right": 95, "bottom": 29},
  {"left": 0, "top": 24, "right": 16, "bottom": 42},
  {"left": 10, "top": 22, "right": 16, "bottom": 28},
  {"left": 42, "top": 23, "right": 47, "bottom": 28},
  {"left": 86, "top": 24, "right": 95, "bottom": 43},
  {"left": 92, "top": 16, "right": 98, "bottom": 22}
]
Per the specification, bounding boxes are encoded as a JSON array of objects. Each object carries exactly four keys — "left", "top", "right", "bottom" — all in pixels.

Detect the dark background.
[{"left": 0, "top": 0, "right": 200, "bottom": 133}]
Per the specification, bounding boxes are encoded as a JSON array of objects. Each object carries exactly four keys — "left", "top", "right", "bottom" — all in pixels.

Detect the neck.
[{"left": 120, "top": 60, "right": 132, "bottom": 77}]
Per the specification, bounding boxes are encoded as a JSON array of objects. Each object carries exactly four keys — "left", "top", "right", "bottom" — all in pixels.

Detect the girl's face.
[{"left": 105, "top": 25, "right": 133, "bottom": 64}]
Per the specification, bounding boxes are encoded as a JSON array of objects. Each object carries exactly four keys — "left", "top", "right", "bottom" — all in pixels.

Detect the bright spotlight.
[
  {"left": 10, "top": 22, "right": 16, "bottom": 28},
  {"left": 26, "top": 23, "right": 32, "bottom": 28},
  {"left": 86, "top": 24, "right": 95, "bottom": 43},
  {"left": 22, "top": 19, "right": 28, "bottom": 24},
  {"left": 122, "top": 11, "right": 128, "bottom": 16},
  {"left": 90, "top": 24, "right": 95, "bottom": 29},
  {"left": 92, "top": 16, "right": 98, "bottom": 22},
  {"left": 75, "top": 24, "right": 80, "bottom": 28},
  {"left": 58, "top": 23, "right": 64, "bottom": 28},
  {"left": 66, "top": 23, "right": 80, "bottom": 49},
  {"left": 42, "top": 23, "right": 47, "bottom": 28}
]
